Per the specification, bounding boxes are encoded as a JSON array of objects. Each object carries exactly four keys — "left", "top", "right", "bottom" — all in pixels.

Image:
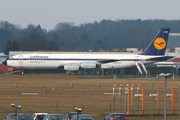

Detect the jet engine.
[{"left": 64, "top": 65, "right": 79, "bottom": 71}]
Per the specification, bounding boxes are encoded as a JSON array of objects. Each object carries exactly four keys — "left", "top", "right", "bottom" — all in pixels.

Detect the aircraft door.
[{"left": 19, "top": 55, "right": 23, "bottom": 63}]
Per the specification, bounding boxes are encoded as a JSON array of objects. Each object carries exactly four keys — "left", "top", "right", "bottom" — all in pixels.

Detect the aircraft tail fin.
[{"left": 140, "top": 28, "right": 170, "bottom": 56}]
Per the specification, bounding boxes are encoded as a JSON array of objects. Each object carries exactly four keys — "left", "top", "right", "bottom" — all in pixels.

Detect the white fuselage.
[{"left": 7, "top": 53, "right": 157, "bottom": 70}]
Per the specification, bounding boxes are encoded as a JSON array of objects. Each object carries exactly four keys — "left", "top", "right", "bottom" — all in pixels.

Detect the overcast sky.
[{"left": 0, "top": 0, "right": 180, "bottom": 30}]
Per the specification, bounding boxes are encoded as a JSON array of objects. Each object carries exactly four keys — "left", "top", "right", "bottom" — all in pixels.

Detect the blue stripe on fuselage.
[{"left": 9, "top": 58, "right": 151, "bottom": 61}]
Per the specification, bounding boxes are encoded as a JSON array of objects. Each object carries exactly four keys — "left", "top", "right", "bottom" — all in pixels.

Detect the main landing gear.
[{"left": 20, "top": 70, "right": 25, "bottom": 75}]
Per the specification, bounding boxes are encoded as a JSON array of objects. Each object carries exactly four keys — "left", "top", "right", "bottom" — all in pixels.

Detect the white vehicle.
[
  {"left": 3, "top": 28, "right": 172, "bottom": 75},
  {"left": 32, "top": 113, "right": 48, "bottom": 120}
]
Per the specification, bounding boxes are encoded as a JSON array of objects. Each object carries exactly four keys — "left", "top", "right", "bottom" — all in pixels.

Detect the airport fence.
[
  {"left": 3, "top": 66, "right": 179, "bottom": 79},
  {"left": 77, "top": 67, "right": 179, "bottom": 79},
  {"left": 0, "top": 83, "right": 180, "bottom": 120}
]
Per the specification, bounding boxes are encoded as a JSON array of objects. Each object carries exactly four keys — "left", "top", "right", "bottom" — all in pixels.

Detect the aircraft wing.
[
  {"left": 97, "top": 59, "right": 120, "bottom": 64},
  {"left": 149, "top": 56, "right": 174, "bottom": 61}
]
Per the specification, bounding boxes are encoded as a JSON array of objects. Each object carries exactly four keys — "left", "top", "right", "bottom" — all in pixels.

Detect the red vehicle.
[{"left": 63, "top": 112, "right": 81, "bottom": 120}]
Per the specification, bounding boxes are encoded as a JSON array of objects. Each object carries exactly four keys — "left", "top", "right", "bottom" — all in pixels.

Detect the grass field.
[{"left": 0, "top": 73, "right": 180, "bottom": 120}]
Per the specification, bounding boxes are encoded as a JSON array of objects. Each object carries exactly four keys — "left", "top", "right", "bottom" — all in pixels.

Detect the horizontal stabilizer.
[{"left": 150, "top": 56, "right": 173, "bottom": 61}]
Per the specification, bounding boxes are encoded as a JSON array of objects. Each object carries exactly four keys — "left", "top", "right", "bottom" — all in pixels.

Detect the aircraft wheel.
[{"left": 20, "top": 70, "right": 25, "bottom": 75}]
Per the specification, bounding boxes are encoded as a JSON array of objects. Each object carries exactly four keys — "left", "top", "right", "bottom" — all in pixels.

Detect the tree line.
[{"left": 1, "top": 19, "right": 180, "bottom": 55}]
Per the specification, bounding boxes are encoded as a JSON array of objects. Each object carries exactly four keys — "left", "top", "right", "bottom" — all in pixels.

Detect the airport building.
[{"left": 0, "top": 53, "right": 8, "bottom": 64}]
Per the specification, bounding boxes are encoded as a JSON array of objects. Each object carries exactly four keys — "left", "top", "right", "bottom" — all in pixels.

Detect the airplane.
[
  {"left": 154, "top": 56, "right": 180, "bottom": 68},
  {"left": 3, "top": 28, "right": 173, "bottom": 75}
]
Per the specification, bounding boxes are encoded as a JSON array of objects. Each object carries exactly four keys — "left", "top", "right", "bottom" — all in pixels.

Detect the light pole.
[
  {"left": 71, "top": 83, "right": 73, "bottom": 112},
  {"left": 10, "top": 103, "right": 21, "bottom": 120},
  {"left": 113, "top": 84, "right": 116, "bottom": 110},
  {"left": 43, "top": 83, "right": 45, "bottom": 113},
  {"left": 151, "top": 83, "right": 153, "bottom": 120},
  {"left": 119, "top": 84, "right": 122, "bottom": 110},
  {"left": 124, "top": 83, "right": 126, "bottom": 115},
  {"left": 137, "top": 84, "right": 140, "bottom": 120},
  {"left": 131, "top": 84, "right": 134, "bottom": 110},
  {"left": 74, "top": 107, "right": 82, "bottom": 120},
  {"left": 159, "top": 73, "right": 172, "bottom": 120},
  {"left": 99, "top": 83, "right": 101, "bottom": 120}
]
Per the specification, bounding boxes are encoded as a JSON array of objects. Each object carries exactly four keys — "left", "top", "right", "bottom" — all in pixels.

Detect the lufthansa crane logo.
[{"left": 154, "top": 38, "right": 166, "bottom": 50}]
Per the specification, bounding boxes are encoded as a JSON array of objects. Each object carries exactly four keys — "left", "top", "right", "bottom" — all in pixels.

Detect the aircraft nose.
[{"left": 2, "top": 58, "right": 7, "bottom": 66}]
